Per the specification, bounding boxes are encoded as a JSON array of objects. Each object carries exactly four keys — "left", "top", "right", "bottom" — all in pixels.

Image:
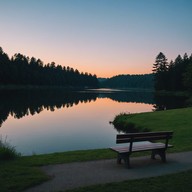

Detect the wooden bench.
[{"left": 110, "top": 131, "right": 173, "bottom": 168}]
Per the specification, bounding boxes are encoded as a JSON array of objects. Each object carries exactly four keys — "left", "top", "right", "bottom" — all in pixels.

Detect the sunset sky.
[{"left": 1, "top": 0, "right": 192, "bottom": 78}]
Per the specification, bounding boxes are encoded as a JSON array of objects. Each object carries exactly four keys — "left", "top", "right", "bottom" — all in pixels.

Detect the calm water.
[{"left": 0, "top": 89, "right": 187, "bottom": 155}]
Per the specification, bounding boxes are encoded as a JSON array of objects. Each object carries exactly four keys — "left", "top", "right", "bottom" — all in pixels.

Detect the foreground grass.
[
  {"left": 1, "top": 107, "right": 192, "bottom": 191},
  {"left": 65, "top": 170, "right": 192, "bottom": 192},
  {"left": 0, "top": 149, "right": 115, "bottom": 192},
  {"left": 0, "top": 161, "right": 49, "bottom": 192}
]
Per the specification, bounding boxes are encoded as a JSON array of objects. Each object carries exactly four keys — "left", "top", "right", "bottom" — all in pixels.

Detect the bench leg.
[
  {"left": 117, "top": 154, "right": 122, "bottom": 164},
  {"left": 151, "top": 150, "right": 157, "bottom": 160},
  {"left": 117, "top": 153, "right": 130, "bottom": 168},
  {"left": 159, "top": 149, "right": 166, "bottom": 162},
  {"left": 151, "top": 149, "right": 166, "bottom": 162},
  {"left": 124, "top": 156, "right": 130, "bottom": 168}
]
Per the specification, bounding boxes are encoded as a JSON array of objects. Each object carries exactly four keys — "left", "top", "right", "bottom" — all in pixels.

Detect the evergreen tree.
[
  {"left": 0, "top": 46, "right": 99, "bottom": 88},
  {"left": 152, "top": 52, "right": 168, "bottom": 73},
  {"left": 183, "top": 54, "right": 192, "bottom": 90},
  {"left": 152, "top": 52, "right": 168, "bottom": 90},
  {"left": 0, "top": 47, "right": 10, "bottom": 84},
  {"left": 153, "top": 52, "right": 192, "bottom": 91}
]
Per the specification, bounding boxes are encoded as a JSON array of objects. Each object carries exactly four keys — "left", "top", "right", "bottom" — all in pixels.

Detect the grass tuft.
[{"left": 0, "top": 136, "right": 21, "bottom": 161}]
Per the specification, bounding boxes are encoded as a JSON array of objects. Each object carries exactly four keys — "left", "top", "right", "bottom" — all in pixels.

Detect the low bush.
[{"left": 0, "top": 136, "right": 20, "bottom": 160}]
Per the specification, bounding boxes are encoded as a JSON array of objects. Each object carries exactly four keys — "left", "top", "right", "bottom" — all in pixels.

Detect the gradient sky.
[{"left": 1, "top": 0, "right": 192, "bottom": 77}]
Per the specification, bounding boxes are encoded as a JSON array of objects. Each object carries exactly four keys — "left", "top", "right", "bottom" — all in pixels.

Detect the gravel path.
[{"left": 24, "top": 151, "right": 192, "bottom": 192}]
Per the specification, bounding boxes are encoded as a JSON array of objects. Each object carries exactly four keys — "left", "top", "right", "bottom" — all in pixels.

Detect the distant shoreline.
[
  {"left": 0, "top": 85, "right": 88, "bottom": 90},
  {"left": 0, "top": 84, "right": 155, "bottom": 91}
]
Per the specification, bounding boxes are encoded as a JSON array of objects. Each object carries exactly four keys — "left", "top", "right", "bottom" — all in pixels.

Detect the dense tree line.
[
  {"left": 0, "top": 47, "right": 98, "bottom": 88},
  {"left": 99, "top": 74, "right": 154, "bottom": 89},
  {"left": 153, "top": 52, "right": 192, "bottom": 91}
]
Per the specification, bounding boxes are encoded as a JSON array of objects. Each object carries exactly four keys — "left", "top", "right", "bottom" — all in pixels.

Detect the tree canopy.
[
  {"left": 0, "top": 47, "right": 98, "bottom": 88},
  {"left": 153, "top": 52, "right": 192, "bottom": 91},
  {"left": 100, "top": 74, "right": 154, "bottom": 89}
]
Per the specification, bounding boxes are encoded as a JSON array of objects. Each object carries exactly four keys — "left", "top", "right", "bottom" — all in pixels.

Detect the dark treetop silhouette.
[
  {"left": 153, "top": 52, "right": 192, "bottom": 91},
  {"left": 0, "top": 47, "right": 98, "bottom": 88}
]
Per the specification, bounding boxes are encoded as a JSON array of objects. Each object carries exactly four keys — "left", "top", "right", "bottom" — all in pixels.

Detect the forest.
[
  {"left": 0, "top": 47, "right": 98, "bottom": 88},
  {"left": 153, "top": 52, "right": 192, "bottom": 91},
  {"left": 99, "top": 74, "right": 154, "bottom": 89},
  {"left": 1, "top": 46, "right": 192, "bottom": 91}
]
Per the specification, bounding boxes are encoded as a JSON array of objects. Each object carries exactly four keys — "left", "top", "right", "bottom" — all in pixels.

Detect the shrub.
[{"left": 0, "top": 136, "right": 20, "bottom": 160}]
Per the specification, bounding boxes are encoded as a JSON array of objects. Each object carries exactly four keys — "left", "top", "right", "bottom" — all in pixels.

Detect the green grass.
[
  {"left": 65, "top": 170, "right": 192, "bottom": 192},
  {"left": 0, "top": 149, "right": 115, "bottom": 192},
  {"left": 112, "top": 107, "right": 192, "bottom": 152},
  {"left": 0, "top": 161, "right": 49, "bottom": 192},
  {"left": 20, "top": 148, "right": 115, "bottom": 166},
  {"left": 0, "top": 107, "right": 192, "bottom": 191}
]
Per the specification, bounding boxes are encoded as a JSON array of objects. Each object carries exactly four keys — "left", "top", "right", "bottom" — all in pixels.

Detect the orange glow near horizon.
[
  {"left": 1, "top": 0, "right": 191, "bottom": 78},
  {"left": 79, "top": 66, "right": 152, "bottom": 78},
  {"left": 2, "top": 45, "right": 153, "bottom": 78}
]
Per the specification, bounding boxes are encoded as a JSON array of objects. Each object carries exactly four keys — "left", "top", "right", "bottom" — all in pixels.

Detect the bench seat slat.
[
  {"left": 110, "top": 142, "right": 173, "bottom": 153},
  {"left": 116, "top": 132, "right": 173, "bottom": 143}
]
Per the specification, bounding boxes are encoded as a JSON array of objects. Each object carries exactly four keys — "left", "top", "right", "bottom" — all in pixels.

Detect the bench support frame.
[{"left": 110, "top": 131, "right": 173, "bottom": 168}]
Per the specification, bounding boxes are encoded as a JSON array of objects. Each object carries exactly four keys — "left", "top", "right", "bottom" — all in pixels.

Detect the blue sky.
[{"left": 0, "top": 0, "right": 192, "bottom": 77}]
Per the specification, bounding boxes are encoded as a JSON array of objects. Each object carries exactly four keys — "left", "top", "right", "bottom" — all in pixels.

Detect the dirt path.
[{"left": 24, "top": 151, "right": 192, "bottom": 192}]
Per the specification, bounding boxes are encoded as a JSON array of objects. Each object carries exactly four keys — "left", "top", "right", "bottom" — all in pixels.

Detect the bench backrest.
[{"left": 116, "top": 131, "right": 173, "bottom": 149}]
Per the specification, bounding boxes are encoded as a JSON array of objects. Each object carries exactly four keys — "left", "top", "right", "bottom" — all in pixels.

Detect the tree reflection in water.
[
  {"left": 0, "top": 89, "right": 189, "bottom": 128},
  {"left": 0, "top": 89, "right": 98, "bottom": 127}
]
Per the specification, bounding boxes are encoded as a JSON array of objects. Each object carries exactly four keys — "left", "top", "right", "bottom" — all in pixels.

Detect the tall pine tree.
[{"left": 153, "top": 52, "right": 168, "bottom": 90}]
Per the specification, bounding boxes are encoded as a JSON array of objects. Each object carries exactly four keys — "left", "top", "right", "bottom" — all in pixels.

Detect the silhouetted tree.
[
  {"left": 100, "top": 74, "right": 154, "bottom": 89},
  {"left": 0, "top": 47, "right": 11, "bottom": 84},
  {"left": 0, "top": 46, "right": 99, "bottom": 88},
  {"left": 153, "top": 52, "right": 192, "bottom": 91},
  {"left": 183, "top": 54, "right": 192, "bottom": 90},
  {"left": 152, "top": 52, "right": 169, "bottom": 90}
]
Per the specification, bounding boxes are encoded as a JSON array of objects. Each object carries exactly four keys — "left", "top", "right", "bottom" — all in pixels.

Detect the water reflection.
[
  {"left": 0, "top": 89, "right": 96, "bottom": 127},
  {"left": 96, "top": 91, "right": 154, "bottom": 104},
  {"left": 0, "top": 89, "right": 189, "bottom": 155},
  {"left": 0, "top": 91, "right": 153, "bottom": 155},
  {"left": 153, "top": 94, "right": 189, "bottom": 111},
  {"left": 0, "top": 89, "right": 154, "bottom": 127}
]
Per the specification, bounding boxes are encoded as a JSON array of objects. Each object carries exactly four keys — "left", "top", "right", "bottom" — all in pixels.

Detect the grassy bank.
[
  {"left": 0, "top": 107, "right": 192, "bottom": 191},
  {"left": 112, "top": 107, "right": 192, "bottom": 152}
]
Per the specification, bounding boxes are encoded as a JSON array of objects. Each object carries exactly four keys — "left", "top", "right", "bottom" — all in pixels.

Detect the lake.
[{"left": 0, "top": 89, "right": 187, "bottom": 156}]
